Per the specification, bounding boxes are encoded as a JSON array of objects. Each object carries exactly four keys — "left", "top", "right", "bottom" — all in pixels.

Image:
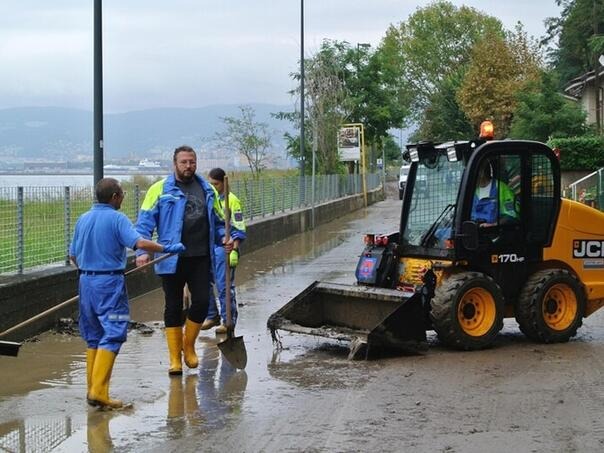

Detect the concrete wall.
[{"left": 0, "top": 188, "right": 384, "bottom": 342}]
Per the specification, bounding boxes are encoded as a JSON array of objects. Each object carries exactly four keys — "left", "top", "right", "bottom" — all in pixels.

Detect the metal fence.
[
  {"left": 0, "top": 173, "right": 380, "bottom": 275},
  {"left": 567, "top": 168, "right": 604, "bottom": 210}
]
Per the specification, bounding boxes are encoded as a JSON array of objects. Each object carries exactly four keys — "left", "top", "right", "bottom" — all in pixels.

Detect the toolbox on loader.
[{"left": 268, "top": 122, "right": 604, "bottom": 357}]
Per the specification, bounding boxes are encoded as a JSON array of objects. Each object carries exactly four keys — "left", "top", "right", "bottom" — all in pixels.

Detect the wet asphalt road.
[
  {"left": 0, "top": 195, "right": 398, "bottom": 452},
  {"left": 3, "top": 192, "right": 604, "bottom": 452}
]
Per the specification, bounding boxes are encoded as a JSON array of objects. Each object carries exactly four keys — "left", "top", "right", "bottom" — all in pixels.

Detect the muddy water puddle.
[{"left": 0, "top": 202, "right": 393, "bottom": 452}]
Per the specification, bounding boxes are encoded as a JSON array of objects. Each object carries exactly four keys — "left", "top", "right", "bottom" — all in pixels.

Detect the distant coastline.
[
  {"left": 0, "top": 172, "right": 169, "bottom": 188},
  {"left": 0, "top": 169, "right": 168, "bottom": 176}
]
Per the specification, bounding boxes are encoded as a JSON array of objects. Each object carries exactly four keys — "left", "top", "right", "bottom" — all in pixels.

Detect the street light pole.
[
  {"left": 299, "top": 0, "right": 315, "bottom": 228},
  {"left": 356, "top": 42, "right": 370, "bottom": 175},
  {"left": 300, "top": 0, "right": 305, "bottom": 178},
  {"left": 93, "top": 0, "right": 104, "bottom": 185},
  {"left": 593, "top": 1, "right": 602, "bottom": 134},
  {"left": 298, "top": 0, "right": 307, "bottom": 210},
  {"left": 356, "top": 43, "right": 370, "bottom": 73}
]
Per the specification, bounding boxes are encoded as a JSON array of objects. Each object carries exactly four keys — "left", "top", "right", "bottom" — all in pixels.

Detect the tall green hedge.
[{"left": 548, "top": 136, "right": 604, "bottom": 171}]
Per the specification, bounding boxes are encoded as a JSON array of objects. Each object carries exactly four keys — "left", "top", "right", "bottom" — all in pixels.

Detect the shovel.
[
  {"left": 0, "top": 252, "right": 174, "bottom": 357},
  {"left": 217, "top": 175, "right": 247, "bottom": 369}
]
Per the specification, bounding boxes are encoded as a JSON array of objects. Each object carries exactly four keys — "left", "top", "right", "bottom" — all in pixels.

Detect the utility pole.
[
  {"left": 356, "top": 43, "right": 370, "bottom": 74},
  {"left": 298, "top": 0, "right": 307, "bottom": 208},
  {"left": 594, "top": 0, "right": 602, "bottom": 134},
  {"left": 93, "top": 0, "right": 104, "bottom": 185},
  {"left": 356, "top": 43, "right": 370, "bottom": 173},
  {"left": 300, "top": 0, "right": 305, "bottom": 178}
]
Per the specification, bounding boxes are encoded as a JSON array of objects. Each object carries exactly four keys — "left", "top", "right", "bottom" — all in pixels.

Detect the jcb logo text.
[{"left": 573, "top": 240, "right": 604, "bottom": 258}]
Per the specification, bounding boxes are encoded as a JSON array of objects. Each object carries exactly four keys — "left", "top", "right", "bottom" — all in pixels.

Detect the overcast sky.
[{"left": 0, "top": 1, "right": 562, "bottom": 113}]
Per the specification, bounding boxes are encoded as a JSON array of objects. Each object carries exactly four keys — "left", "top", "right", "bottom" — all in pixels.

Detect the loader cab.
[
  {"left": 399, "top": 139, "right": 561, "bottom": 299},
  {"left": 399, "top": 141, "right": 470, "bottom": 255}
]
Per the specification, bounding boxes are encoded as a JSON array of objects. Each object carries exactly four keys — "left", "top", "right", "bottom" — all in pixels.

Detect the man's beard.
[{"left": 176, "top": 169, "right": 194, "bottom": 182}]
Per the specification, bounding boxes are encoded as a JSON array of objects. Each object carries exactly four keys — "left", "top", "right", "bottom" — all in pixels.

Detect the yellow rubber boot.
[
  {"left": 88, "top": 349, "right": 123, "bottom": 409},
  {"left": 165, "top": 327, "right": 183, "bottom": 376},
  {"left": 86, "top": 348, "right": 97, "bottom": 399},
  {"left": 183, "top": 319, "right": 202, "bottom": 369}
]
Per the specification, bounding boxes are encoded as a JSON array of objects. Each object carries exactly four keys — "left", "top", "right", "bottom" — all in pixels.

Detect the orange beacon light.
[{"left": 479, "top": 120, "right": 494, "bottom": 140}]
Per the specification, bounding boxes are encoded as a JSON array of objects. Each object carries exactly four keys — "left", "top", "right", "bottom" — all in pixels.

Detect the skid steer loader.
[{"left": 268, "top": 122, "right": 604, "bottom": 358}]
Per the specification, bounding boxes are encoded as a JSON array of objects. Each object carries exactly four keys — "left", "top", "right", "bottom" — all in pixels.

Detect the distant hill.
[{"left": 0, "top": 104, "right": 295, "bottom": 160}]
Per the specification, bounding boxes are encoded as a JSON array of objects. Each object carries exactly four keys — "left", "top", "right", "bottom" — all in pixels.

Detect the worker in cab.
[{"left": 471, "top": 160, "right": 519, "bottom": 227}]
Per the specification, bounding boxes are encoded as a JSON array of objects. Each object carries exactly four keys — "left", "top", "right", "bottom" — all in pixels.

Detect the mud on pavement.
[{"left": 3, "top": 192, "right": 604, "bottom": 452}]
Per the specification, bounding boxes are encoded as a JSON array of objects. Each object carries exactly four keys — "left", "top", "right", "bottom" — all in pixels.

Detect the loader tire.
[
  {"left": 430, "top": 272, "right": 504, "bottom": 350},
  {"left": 515, "top": 269, "right": 585, "bottom": 343}
]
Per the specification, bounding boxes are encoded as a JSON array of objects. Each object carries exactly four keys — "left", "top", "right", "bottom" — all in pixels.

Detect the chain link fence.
[{"left": 0, "top": 173, "right": 380, "bottom": 275}]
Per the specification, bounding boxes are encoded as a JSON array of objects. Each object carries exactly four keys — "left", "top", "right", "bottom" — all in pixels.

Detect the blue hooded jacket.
[{"left": 135, "top": 173, "right": 232, "bottom": 274}]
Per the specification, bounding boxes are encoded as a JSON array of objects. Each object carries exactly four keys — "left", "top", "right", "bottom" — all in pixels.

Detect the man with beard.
[{"left": 135, "top": 146, "right": 238, "bottom": 375}]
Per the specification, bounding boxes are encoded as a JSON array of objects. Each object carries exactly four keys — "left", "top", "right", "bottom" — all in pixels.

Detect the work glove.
[
  {"left": 229, "top": 249, "right": 239, "bottom": 268},
  {"left": 163, "top": 242, "right": 186, "bottom": 254}
]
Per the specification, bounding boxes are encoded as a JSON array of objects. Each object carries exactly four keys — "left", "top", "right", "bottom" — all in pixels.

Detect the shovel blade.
[
  {"left": 217, "top": 336, "right": 247, "bottom": 369},
  {"left": 0, "top": 340, "right": 22, "bottom": 357}
]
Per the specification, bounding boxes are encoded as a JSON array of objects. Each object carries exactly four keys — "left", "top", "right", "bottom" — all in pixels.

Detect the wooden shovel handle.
[
  {"left": 0, "top": 252, "right": 173, "bottom": 339},
  {"left": 224, "top": 176, "right": 233, "bottom": 334}
]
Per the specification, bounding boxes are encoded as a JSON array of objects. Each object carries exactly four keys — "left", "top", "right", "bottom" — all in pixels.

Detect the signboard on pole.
[{"left": 338, "top": 126, "right": 361, "bottom": 161}]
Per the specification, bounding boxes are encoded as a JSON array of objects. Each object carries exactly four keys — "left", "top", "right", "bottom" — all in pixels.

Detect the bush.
[{"left": 548, "top": 136, "right": 604, "bottom": 171}]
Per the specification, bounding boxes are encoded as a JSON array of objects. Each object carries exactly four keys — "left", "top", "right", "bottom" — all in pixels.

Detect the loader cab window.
[
  {"left": 471, "top": 155, "right": 520, "bottom": 228},
  {"left": 402, "top": 154, "right": 464, "bottom": 249},
  {"left": 529, "top": 154, "right": 556, "bottom": 244}
]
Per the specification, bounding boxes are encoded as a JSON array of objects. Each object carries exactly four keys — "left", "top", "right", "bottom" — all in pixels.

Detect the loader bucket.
[{"left": 267, "top": 281, "right": 428, "bottom": 359}]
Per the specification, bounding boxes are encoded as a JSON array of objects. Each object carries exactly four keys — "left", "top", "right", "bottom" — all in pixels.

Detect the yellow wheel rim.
[
  {"left": 542, "top": 283, "right": 577, "bottom": 331},
  {"left": 457, "top": 287, "right": 496, "bottom": 337}
]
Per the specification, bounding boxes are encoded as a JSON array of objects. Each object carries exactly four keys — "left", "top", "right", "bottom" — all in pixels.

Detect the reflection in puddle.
[
  {"left": 86, "top": 411, "right": 116, "bottom": 453},
  {"left": 166, "top": 375, "right": 202, "bottom": 436},
  {"left": 196, "top": 340, "right": 248, "bottom": 430},
  {"left": 32, "top": 338, "right": 249, "bottom": 451},
  {"left": 0, "top": 416, "right": 84, "bottom": 453},
  {"left": 162, "top": 339, "right": 249, "bottom": 438}
]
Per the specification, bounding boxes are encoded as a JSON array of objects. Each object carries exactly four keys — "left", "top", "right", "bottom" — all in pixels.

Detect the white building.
[{"left": 564, "top": 67, "right": 604, "bottom": 131}]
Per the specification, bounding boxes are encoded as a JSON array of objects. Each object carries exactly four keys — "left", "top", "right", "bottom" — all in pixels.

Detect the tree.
[
  {"left": 509, "top": 70, "right": 587, "bottom": 141},
  {"left": 277, "top": 39, "right": 412, "bottom": 174},
  {"left": 276, "top": 41, "right": 350, "bottom": 175},
  {"left": 304, "top": 43, "right": 348, "bottom": 174},
  {"left": 457, "top": 25, "right": 543, "bottom": 137},
  {"left": 380, "top": 1, "right": 503, "bottom": 117},
  {"left": 216, "top": 105, "right": 271, "bottom": 178},
  {"left": 543, "top": 0, "right": 604, "bottom": 83},
  {"left": 382, "top": 134, "right": 402, "bottom": 165},
  {"left": 412, "top": 69, "right": 475, "bottom": 141},
  {"left": 281, "top": 131, "right": 311, "bottom": 173},
  {"left": 343, "top": 42, "right": 410, "bottom": 147}
]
